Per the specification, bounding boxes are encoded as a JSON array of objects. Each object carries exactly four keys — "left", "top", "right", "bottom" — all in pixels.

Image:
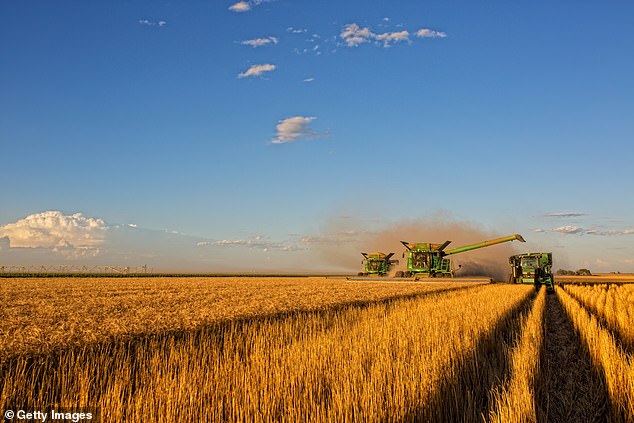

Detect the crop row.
[
  {"left": 562, "top": 284, "right": 634, "bottom": 352},
  {"left": 557, "top": 286, "right": 634, "bottom": 419}
]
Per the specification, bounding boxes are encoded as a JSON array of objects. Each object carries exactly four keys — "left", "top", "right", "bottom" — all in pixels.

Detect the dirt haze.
[{"left": 313, "top": 214, "right": 524, "bottom": 281}]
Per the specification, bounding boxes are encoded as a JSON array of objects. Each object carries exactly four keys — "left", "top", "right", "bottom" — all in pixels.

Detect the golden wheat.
[
  {"left": 0, "top": 277, "right": 475, "bottom": 361},
  {"left": 487, "top": 287, "right": 546, "bottom": 423},
  {"left": 1, "top": 282, "right": 532, "bottom": 422},
  {"left": 563, "top": 284, "right": 634, "bottom": 352},
  {"left": 557, "top": 286, "right": 634, "bottom": 419}
]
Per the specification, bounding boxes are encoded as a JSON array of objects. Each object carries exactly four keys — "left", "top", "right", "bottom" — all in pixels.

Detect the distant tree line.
[{"left": 556, "top": 268, "right": 592, "bottom": 276}]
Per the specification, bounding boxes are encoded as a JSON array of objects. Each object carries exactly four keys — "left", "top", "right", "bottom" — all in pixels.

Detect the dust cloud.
[{"left": 311, "top": 214, "right": 524, "bottom": 281}]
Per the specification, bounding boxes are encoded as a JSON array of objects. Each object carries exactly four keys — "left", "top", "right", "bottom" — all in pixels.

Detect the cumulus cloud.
[
  {"left": 415, "top": 28, "right": 447, "bottom": 38},
  {"left": 272, "top": 116, "right": 323, "bottom": 144},
  {"left": 229, "top": 1, "right": 250, "bottom": 12},
  {"left": 340, "top": 23, "right": 373, "bottom": 47},
  {"left": 544, "top": 212, "right": 587, "bottom": 217},
  {"left": 0, "top": 211, "right": 107, "bottom": 255},
  {"left": 241, "top": 36, "right": 278, "bottom": 47},
  {"left": 238, "top": 63, "right": 276, "bottom": 78},
  {"left": 374, "top": 30, "right": 410, "bottom": 47}
]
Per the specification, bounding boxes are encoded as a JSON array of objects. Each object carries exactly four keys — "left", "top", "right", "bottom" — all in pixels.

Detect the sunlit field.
[{"left": 1, "top": 277, "right": 633, "bottom": 421}]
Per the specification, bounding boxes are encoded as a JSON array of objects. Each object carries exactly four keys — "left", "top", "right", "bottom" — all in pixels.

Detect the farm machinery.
[
  {"left": 395, "top": 234, "right": 526, "bottom": 278},
  {"left": 357, "top": 252, "right": 399, "bottom": 277},
  {"left": 509, "top": 252, "right": 554, "bottom": 292}
]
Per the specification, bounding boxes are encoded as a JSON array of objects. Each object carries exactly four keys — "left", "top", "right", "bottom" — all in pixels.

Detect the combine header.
[
  {"left": 395, "top": 234, "right": 526, "bottom": 278},
  {"left": 357, "top": 252, "right": 399, "bottom": 277},
  {"left": 509, "top": 252, "right": 554, "bottom": 292}
]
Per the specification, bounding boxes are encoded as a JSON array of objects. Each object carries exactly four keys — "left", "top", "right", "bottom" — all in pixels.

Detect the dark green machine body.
[
  {"left": 397, "top": 234, "right": 525, "bottom": 278},
  {"left": 358, "top": 252, "right": 399, "bottom": 276},
  {"left": 509, "top": 252, "right": 554, "bottom": 292}
]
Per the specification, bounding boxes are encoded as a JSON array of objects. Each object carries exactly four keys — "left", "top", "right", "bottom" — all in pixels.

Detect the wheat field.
[{"left": 1, "top": 277, "right": 633, "bottom": 422}]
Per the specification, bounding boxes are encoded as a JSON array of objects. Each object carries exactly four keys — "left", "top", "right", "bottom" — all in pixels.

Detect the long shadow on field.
[
  {"left": 400, "top": 289, "right": 536, "bottom": 423},
  {"left": 1, "top": 284, "right": 484, "bottom": 409},
  {"left": 535, "top": 292, "right": 612, "bottom": 423},
  {"left": 561, "top": 284, "right": 634, "bottom": 355}
]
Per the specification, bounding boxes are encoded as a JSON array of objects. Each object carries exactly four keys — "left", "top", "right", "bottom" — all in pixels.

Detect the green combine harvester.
[
  {"left": 395, "top": 234, "right": 526, "bottom": 278},
  {"left": 357, "top": 252, "right": 399, "bottom": 277},
  {"left": 509, "top": 252, "right": 554, "bottom": 292}
]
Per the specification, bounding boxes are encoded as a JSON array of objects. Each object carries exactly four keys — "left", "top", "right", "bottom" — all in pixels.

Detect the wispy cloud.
[
  {"left": 287, "top": 27, "right": 308, "bottom": 34},
  {"left": 229, "top": 0, "right": 275, "bottom": 13},
  {"left": 197, "top": 235, "right": 302, "bottom": 252},
  {"left": 415, "top": 28, "right": 447, "bottom": 38},
  {"left": 138, "top": 19, "right": 167, "bottom": 27},
  {"left": 544, "top": 212, "right": 587, "bottom": 217},
  {"left": 303, "top": 77, "right": 315, "bottom": 83},
  {"left": 228, "top": 1, "right": 250, "bottom": 12},
  {"left": 551, "top": 225, "right": 634, "bottom": 236},
  {"left": 272, "top": 116, "right": 322, "bottom": 144},
  {"left": 341, "top": 23, "right": 446, "bottom": 48},
  {"left": 553, "top": 225, "right": 585, "bottom": 234},
  {"left": 240, "top": 36, "right": 278, "bottom": 47},
  {"left": 238, "top": 63, "right": 276, "bottom": 78}
]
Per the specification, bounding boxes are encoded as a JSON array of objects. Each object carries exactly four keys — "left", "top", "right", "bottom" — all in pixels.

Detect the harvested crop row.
[
  {"left": 487, "top": 286, "right": 546, "bottom": 423},
  {"left": 0, "top": 277, "right": 477, "bottom": 361},
  {"left": 1, "top": 284, "right": 533, "bottom": 422},
  {"left": 563, "top": 284, "right": 634, "bottom": 352},
  {"left": 557, "top": 286, "right": 634, "bottom": 419}
]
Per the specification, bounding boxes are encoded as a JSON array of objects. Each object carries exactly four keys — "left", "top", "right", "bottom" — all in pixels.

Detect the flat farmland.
[{"left": 1, "top": 277, "right": 633, "bottom": 422}]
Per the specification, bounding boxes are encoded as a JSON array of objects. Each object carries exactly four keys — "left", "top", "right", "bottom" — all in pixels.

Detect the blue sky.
[{"left": 1, "top": 0, "right": 633, "bottom": 273}]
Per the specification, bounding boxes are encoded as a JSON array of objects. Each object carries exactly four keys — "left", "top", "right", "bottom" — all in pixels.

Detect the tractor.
[
  {"left": 358, "top": 252, "right": 399, "bottom": 277},
  {"left": 395, "top": 234, "right": 525, "bottom": 278},
  {"left": 509, "top": 252, "right": 554, "bottom": 292}
]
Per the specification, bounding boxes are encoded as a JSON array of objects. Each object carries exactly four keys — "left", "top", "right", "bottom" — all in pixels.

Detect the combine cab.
[
  {"left": 396, "top": 234, "right": 526, "bottom": 278},
  {"left": 358, "top": 252, "right": 398, "bottom": 277},
  {"left": 509, "top": 252, "right": 554, "bottom": 292}
]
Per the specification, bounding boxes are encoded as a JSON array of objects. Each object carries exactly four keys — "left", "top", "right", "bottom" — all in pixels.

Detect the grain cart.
[
  {"left": 395, "top": 234, "right": 526, "bottom": 278},
  {"left": 357, "top": 252, "right": 399, "bottom": 276},
  {"left": 509, "top": 252, "right": 554, "bottom": 292}
]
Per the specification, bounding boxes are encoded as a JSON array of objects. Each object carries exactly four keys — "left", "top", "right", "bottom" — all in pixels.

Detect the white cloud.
[
  {"left": 241, "top": 36, "right": 278, "bottom": 47},
  {"left": 198, "top": 236, "right": 302, "bottom": 251},
  {"left": 229, "top": 1, "right": 250, "bottom": 12},
  {"left": 415, "top": 28, "right": 447, "bottom": 38},
  {"left": 544, "top": 212, "right": 587, "bottom": 217},
  {"left": 303, "top": 77, "right": 315, "bottom": 83},
  {"left": 552, "top": 225, "right": 584, "bottom": 234},
  {"left": 287, "top": 27, "right": 307, "bottom": 34},
  {"left": 138, "top": 19, "right": 167, "bottom": 27},
  {"left": 272, "top": 116, "right": 320, "bottom": 144},
  {"left": 341, "top": 23, "right": 445, "bottom": 48},
  {"left": 238, "top": 63, "right": 276, "bottom": 78},
  {"left": 375, "top": 30, "right": 410, "bottom": 47},
  {"left": 340, "top": 23, "right": 373, "bottom": 47},
  {"left": 0, "top": 211, "right": 107, "bottom": 254}
]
